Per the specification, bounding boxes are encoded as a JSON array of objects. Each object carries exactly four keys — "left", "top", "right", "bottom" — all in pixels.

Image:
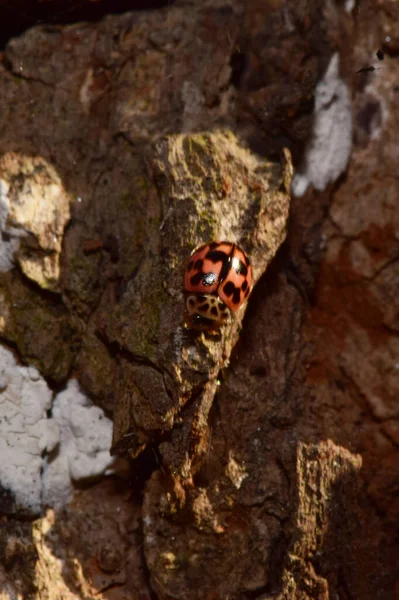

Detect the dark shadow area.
[
  {"left": 0, "top": 0, "right": 175, "bottom": 49},
  {"left": 319, "top": 468, "right": 397, "bottom": 600}
]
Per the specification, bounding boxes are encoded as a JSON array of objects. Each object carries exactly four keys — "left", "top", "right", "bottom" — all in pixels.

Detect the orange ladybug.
[{"left": 184, "top": 241, "right": 253, "bottom": 330}]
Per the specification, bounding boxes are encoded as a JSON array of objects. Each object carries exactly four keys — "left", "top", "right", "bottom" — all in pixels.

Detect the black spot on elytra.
[
  {"left": 198, "top": 303, "right": 209, "bottom": 312},
  {"left": 188, "top": 260, "right": 194, "bottom": 271},
  {"left": 223, "top": 281, "right": 241, "bottom": 304},
  {"left": 223, "top": 310, "right": 229, "bottom": 318},
  {"left": 223, "top": 281, "right": 237, "bottom": 297},
  {"left": 211, "top": 306, "right": 218, "bottom": 316},
  {"left": 223, "top": 281, "right": 235, "bottom": 296},
  {"left": 206, "top": 250, "right": 229, "bottom": 264},
  {"left": 190, "top": 272, "right": 203, "bottom": 286},
  {"left": 194, "top": 258, "right": 204, "bottom": 270},
  {"left": 188, "top": 297, "right": 195, "bottom": 306},
  {"left": 241, "top": 280, "right": 248, "bottom": 292}
]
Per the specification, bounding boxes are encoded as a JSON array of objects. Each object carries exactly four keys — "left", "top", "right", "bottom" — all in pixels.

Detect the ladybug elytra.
[{"left": 184, "top": 241, "right": 253, "bottom": 330}]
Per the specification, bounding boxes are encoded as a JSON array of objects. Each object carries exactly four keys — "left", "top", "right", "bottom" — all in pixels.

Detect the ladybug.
[{"left": 184, "top": 241, "right": 253, "bottom": 330}]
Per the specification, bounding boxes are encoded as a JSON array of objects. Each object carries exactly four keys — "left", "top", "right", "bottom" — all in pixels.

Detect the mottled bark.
[{"left": 0, "top": 0, "right": 398, "bottom": 599}]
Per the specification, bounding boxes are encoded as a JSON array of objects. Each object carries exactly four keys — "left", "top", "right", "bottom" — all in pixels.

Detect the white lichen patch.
[
  {"left": 0, "top": 345, "right": 115, "bottom": 514},
  {"left": 0, "top": 345, "right": 57, "bottom": 514},
  {"left": 292, "top": 53, "right": 352, "bottom": 196},
  {"left": 0, "top": 152, "right": 71, "bottom": 289},
  {"left": 42, "top": 379, "right": 115, "bottom": 509}
]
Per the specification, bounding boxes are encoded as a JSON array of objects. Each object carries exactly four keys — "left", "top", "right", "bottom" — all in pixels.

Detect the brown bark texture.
[{"left": 0, "top": 0, "right": 398, "bottom": 599}]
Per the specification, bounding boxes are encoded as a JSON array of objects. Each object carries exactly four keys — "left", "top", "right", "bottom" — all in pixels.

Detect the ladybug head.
[{"left": 184, "top": 293, "right": 230, "bottom": 331}]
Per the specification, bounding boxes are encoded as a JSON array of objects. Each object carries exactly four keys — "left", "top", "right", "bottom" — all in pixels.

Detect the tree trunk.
[{"left": 0, "top": 1, "right": 398, "bottom": 599}]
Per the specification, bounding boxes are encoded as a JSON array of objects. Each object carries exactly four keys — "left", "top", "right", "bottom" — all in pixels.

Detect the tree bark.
[{"left": 0, "top": 0, "right": 398, "bottom": 599}]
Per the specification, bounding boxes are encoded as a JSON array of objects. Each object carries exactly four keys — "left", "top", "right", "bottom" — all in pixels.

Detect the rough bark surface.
[{"left": 0, "top": 0, "right": 398, "bottom": 599}]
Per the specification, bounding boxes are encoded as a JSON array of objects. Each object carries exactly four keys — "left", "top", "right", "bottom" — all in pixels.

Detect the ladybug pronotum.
[{"left": 184, "top": 241, "right": 253, "bottom": 330}]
